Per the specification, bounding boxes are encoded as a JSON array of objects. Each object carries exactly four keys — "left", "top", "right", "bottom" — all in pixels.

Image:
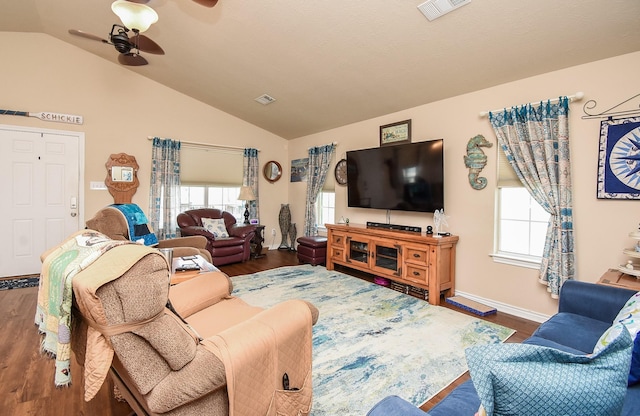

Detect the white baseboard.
[{"left": 454, "top": 290, "right": 551, "bottom": 324}]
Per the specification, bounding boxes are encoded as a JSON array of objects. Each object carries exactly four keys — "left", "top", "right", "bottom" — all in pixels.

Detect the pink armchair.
[{"left": 177, "top": 209, "right": 256, "bottom": 266}]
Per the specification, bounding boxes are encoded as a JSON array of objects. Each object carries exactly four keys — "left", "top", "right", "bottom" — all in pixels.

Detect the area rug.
[
  {"left": 0, "top": 276, "right": 39, "bottom": 291},
  {"left": 231, "top": 265, "right": 515, "bottom": 415}
]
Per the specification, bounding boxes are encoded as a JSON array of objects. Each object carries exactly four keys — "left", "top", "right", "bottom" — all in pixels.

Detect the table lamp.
[{"left": 238, "top": 186, "right": 256, "bottom": 225}]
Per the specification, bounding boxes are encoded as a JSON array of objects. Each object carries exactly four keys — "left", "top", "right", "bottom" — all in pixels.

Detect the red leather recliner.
[{"left": 177, "top": 209, "right": 256, "bottom": 266}]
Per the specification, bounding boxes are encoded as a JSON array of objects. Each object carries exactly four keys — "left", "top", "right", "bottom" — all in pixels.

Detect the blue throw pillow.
[
  {"left": 465, "top": 327, "right": 632, "bottom": 416},
  {"left": 631, "top": 335, "right": 640, "bottom": 385},
  {"left": 596, "top": 291, "right": 640, "bottom": 385}
]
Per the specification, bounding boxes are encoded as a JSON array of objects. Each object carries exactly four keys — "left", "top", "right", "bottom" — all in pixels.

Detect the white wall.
[
  {"left": 289, "top": 51, "right": 640, "bottom": 318},
  {"left": 0, "top": 32, "right": 290, "bottom": 245}
]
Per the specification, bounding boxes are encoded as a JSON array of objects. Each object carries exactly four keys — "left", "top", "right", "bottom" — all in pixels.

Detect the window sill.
[{"left": 490, "top": 252, "right": 541, "bottom": 270}]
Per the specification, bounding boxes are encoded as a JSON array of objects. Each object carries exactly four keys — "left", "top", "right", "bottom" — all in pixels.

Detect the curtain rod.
[
  {"left": 478, "top": 92, "right": 585, "bottom": 118},
  {"left": 308, "top": 141, "right": 338, "bottom": 150},
  {"left": 147, "top": 136, "right": 259, "bottom": 152}
]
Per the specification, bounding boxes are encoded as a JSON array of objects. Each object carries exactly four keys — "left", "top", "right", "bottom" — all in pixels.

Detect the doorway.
[{"left": 0, "top": 124, "right": 84, "bottom": 277}]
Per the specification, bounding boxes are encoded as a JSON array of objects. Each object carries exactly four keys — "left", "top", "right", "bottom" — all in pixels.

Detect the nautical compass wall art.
[{"left": 597, "top": 116, "right": 640, "bottom": 199}]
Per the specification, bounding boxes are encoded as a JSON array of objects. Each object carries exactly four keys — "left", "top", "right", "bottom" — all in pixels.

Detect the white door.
[{"left": 0, "top": 125, "right": 83, "bottom": 277}]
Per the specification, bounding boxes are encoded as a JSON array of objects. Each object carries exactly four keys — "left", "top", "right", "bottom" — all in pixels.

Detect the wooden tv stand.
[{"left": 325, "top": 223, "right": 458, "bottom": 305}]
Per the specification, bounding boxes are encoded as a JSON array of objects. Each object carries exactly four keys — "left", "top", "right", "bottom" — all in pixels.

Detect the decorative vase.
[
  {"left": 288, "top": 223, "right": 297, "bottom": 251},
  {"left": 278, "top": 204, "right": 291, "bottom": 249}
]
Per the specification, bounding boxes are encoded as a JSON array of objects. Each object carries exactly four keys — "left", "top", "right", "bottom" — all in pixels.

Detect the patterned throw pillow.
[
  {"left": 596, "top": 291, "right": 640, "bottom": 385},
  {"left": 466, "top": 327, "right": 632, "bottom": 416},
  {"left": 201, "top": 218, "right": 229, "bottom": 238}
]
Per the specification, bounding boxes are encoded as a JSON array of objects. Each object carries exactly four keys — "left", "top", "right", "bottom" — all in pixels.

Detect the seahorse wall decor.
[{"left": 464, "top": 134, "right": 493, "bottom": 190}]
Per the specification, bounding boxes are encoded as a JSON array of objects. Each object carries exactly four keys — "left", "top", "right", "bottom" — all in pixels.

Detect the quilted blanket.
[
  {"left": 35, "top": 230, "right": 130, "bottom": 386},
  {"left": 110, "top": 203, "right": 159, "bottom": 246}
]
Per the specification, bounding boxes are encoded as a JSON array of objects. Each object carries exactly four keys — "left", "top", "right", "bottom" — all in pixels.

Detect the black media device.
[
  {"left": 347, "top": 139, "right": 444, "bottom": 213},
  {"left": 366, "top": 221, "right": 421, "bottom": 234}
]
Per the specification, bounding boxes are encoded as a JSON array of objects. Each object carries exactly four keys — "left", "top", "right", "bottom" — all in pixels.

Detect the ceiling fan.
[
  {"left": 68, "top": 0, "right": 218, "bottom": 66},
  {"left": 69, "top": 24, "right": 164, "bottom": 66}
]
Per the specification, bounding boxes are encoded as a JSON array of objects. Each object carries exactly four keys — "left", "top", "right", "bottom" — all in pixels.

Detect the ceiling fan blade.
[
  {"left": 118, "top": 53, "right": 148, "bottom": 66},
  {"left": 68, "top": 29, "right": 109, "bottom": 44},
  {"left": 192, "top": 0, "right": 218, "bottom": 7},
  {"left": 135, "top": 35, "right": 165, "bottom": 55}
]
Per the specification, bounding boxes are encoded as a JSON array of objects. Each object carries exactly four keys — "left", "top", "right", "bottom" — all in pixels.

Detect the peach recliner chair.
[
  {"left": 86, "top": 204, "right": 213, "bottom": 263},
  {"left": 65, "top": 236, "right": 318, "bottom": 416}
]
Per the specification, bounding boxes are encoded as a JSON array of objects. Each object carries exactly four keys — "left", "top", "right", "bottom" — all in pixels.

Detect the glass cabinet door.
[
  {"left": 347, "top": 237, "right": 369, "bottom": 265},
  {"left": 371, "top": 241, "right": 401, "bottom": 276},
  {"left": 374, "top": 245, "right": 398, "bottom": 270}
]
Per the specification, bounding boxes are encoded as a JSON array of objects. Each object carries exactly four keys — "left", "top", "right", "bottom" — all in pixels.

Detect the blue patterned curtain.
[
  {"left": 304, "top": 143, "right": 335, "bottom": 236},
  {"left": 243, "top": 148, "right": 260, "bottom": 222},
  {"left": 489, "top": 97, "right": 574, "bottom": 298},
  {"left": 149, "top": 137, "right": 181, "bottom": 240}
]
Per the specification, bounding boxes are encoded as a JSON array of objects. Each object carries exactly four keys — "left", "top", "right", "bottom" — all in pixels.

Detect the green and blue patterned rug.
[{"left": 231, "top": 265, "right": 515, "bottom": 415}]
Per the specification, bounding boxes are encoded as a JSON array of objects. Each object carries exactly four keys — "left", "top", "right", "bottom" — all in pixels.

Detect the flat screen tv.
[{"left": 347, "top": 139, "right": 444, "bottom": 213}]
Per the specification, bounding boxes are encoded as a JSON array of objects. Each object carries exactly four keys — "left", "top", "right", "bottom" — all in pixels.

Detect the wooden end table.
[
  {"left": 598, "top": 268, "right": 640, "bottom": 291},
  {"left": 251, "top": 225, "right": 266, "bottom": 258}
]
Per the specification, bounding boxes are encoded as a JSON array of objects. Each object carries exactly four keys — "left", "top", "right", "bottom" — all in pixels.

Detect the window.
[
  {"left": 179, "top": 146, "right": 245, "bottom": 223},
  {"left": 493, "top": 150, "right": 550, "bottom": 269},
  {"left": 315, "top": 191, "right": 335, "bottom": 232},
  {"left": 180, "top": 185, "right": 244, "bottom": 223}
]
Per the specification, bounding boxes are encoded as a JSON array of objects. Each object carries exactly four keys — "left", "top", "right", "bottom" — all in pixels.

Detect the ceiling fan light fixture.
[{"left": 111, "top": 0, "right": 158, "bottom": 33}]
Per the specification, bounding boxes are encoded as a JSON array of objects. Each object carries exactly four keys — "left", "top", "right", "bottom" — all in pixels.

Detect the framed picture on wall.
[
  {"left": 291, "top": 158, "right": 309, "bottom": 182},
  {"left": 597, "top": 116, "right": 640, "bottom": 199},
  {"left": 380, "top": 119, "right": 411, "bottom": 146}
]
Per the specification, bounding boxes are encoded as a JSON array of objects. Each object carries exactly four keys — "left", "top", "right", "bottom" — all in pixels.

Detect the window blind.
[
  {"left": 496, "top": 147, "right": 522, "bottom": 188},
  {"left": 180, "top": 147, "right": 243, "bottom": 185},
  {"left": 323, "top": 163, "right": 336, "bottom": 191}
]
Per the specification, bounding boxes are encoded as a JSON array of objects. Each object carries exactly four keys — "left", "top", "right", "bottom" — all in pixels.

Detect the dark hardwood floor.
[{"left": 1, "top": 249, "right": 538, "bottom": 415}]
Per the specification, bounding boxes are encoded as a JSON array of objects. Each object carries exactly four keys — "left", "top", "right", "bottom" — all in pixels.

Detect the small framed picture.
[
  {"left": 380, "top": 119, "right": 411, "bottom": 146},
  {"left": 111, "top": 166, "right": 134, "bottom": 182},
  {"left": 597, "top": 116, "right": 640, "bottom": 199},
  {"left": 291, "top": 158, "right": 309, "bottom": 182}
]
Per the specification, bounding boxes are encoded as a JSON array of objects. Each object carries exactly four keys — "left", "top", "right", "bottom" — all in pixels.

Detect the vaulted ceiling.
[{"left": 2, "top": 0, "right": 639, "bottom": 139}]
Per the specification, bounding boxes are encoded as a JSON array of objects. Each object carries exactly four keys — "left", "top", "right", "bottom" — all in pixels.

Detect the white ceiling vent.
[
  {"left": 417, "top": 0, "right": 471, "bottom": 21},
  {"left": 254, "top": 94, "right": 277, "bottom": 105}
]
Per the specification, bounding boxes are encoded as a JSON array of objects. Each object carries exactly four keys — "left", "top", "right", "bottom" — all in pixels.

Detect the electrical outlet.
[{"left": 271, "top": 228, "right": 276, "bottom": 236}]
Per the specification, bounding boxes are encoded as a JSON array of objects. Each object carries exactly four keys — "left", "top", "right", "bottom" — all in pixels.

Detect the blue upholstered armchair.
[{"left": 368, "top": 280, "right": 640, "bottom": 416}]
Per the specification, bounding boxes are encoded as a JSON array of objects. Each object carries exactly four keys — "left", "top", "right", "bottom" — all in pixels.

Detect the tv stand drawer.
[
  {"left": 404, "top": 265, "right": 428, "bottom": 285},
  {"left": 331, "top": 233, "right": 346, "bottom": 246},
  {"left": 330, "top": 247, "right": 345, "bottom": 262},
  {"left": 405, "top": 247, "right": 428, "bottom": 265}
]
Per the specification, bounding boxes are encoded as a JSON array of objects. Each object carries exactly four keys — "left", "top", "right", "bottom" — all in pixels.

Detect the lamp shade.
[
  {"left": 111, "top": 0, "right": 158, "bottom": 33},
  {"left": 238, "top": 186, "right": 256, "bottom": 201}
]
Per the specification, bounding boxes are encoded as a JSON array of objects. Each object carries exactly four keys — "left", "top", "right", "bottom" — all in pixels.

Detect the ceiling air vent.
[
  {"left": 255, "top": 94, "right": 277, "bottom": 105},
  {"left": 417, "top": 0, "right": 471, "bottom": 21}
]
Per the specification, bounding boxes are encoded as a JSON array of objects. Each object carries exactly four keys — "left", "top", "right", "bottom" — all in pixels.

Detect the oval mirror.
[{"left": 263, "top": 161, "right": 282, "bottom": 183}]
